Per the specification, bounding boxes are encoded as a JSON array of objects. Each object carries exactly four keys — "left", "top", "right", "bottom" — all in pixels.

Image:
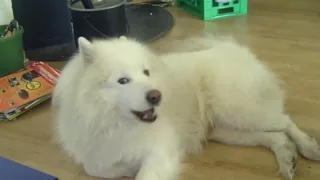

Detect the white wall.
[{"left": 0, "top": 0, "right": 14, "bottom": 25}]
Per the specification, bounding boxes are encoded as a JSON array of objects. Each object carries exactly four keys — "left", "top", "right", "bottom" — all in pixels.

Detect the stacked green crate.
[{"left": 177, "top": 0, "right": 248, "bottom": 20}]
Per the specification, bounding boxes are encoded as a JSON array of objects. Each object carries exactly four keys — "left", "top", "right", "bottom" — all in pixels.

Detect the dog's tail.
[{"left": 152, "top": 34, "right": 238, "bottom": 53}]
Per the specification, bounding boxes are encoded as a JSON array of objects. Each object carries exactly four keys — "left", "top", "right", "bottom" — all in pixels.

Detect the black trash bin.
[{"left": 69, "top": 0, "right": 128, "bottom": 46}]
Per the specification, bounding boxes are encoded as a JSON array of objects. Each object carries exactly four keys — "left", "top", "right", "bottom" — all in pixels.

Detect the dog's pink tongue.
[{"left": 143, "top": 109, "right": 154, "bottom": 117}]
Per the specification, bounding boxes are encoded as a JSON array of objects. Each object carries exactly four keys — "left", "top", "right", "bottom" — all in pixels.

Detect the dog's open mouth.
[{"left": 132, "top": 108, "right": 157, "bottom": 123}]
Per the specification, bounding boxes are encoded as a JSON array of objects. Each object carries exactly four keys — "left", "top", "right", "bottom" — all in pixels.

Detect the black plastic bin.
[{"left": 69, "top": 0, "right": 128, "bottom": 46}]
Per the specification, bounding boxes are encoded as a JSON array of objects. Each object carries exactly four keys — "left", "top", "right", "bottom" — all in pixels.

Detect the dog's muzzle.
[
  {"left": 132, "top": 108, "right": 157, "bottom": 123},
  {"left": 131, "top": 89, "right": 162, "bottom": 123}
]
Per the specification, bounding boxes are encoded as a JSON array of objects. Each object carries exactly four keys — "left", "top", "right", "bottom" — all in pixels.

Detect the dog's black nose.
[{"left": 146, "top": 89, "right": 161, "bottom": 105}]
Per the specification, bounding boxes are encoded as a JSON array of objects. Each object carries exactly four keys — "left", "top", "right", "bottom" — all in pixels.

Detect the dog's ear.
[
  {"left": 119, "top": 36, "right": 127, "bottom": 40},
  {"left": 78, "top": 37, "right": 94, "bottom": 62}
]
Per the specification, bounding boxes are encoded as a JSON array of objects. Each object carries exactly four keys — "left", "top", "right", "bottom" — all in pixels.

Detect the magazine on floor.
[{"left": 0, "top": 62, "right": 60, "bottom": 121}]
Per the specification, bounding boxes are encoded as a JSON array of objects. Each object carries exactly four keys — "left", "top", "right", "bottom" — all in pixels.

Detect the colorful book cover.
[{"left": 0, "top": 62, "right": 59, "bottom": 113}]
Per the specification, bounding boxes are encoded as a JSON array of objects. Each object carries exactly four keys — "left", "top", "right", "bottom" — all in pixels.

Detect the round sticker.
[{"left": 26, "top": 81, "right": 41, "bottom": 90}]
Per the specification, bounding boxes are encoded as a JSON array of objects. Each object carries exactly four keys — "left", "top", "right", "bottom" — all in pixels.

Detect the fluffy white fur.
[{"left": 52, "top": 36, "right": 320, "bottom": 180}]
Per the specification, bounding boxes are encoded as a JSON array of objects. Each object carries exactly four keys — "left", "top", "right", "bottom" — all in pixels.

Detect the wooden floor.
[{"left": 1, "top": 0, "right": 320, "bottom": 179}]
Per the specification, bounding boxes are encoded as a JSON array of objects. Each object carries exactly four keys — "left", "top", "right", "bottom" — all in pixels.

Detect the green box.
[
  {"left": 0, "top": 25, "right": 25, "bottom": 77},
  {"left": 177, "top": 0, "right": 248, "bottom": 20}
]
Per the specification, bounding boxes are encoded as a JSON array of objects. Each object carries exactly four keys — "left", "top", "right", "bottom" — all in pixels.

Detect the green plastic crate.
[{"left": 177, "top": 0, "right": 248, "bottom": 20}]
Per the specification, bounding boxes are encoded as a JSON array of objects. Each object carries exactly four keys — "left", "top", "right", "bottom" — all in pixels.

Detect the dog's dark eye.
[
  {"left": 143, "top": 69, "right": 150, "bottom": 76},
  {"left": 118, "top": 78, "right": 130, "bottom": 84}
]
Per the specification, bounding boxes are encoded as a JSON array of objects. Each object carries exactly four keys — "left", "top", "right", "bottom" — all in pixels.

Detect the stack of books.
[{"left": 0, "top": 61, "right": 60, "bottom": 121}]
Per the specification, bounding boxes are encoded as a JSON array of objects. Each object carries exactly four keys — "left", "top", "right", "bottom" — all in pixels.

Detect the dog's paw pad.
[
  {"left": 275, "top": 144, "right": 298, "bottom": 180},
  {"left": 290, "top": 157, "right": 298, "bottom": 173},
  {"left": 279, "top": 160, "right": 296, "bottom": 180}
]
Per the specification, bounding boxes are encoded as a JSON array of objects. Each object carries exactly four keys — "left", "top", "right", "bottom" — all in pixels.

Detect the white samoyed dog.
[{"left": 52, "top": 36, "right": 320, "bottom": 180}]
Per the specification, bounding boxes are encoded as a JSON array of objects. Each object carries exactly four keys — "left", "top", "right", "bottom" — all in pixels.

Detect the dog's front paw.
[{"left": 84, "top": 163, "right": 131, "bottom": 179}]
